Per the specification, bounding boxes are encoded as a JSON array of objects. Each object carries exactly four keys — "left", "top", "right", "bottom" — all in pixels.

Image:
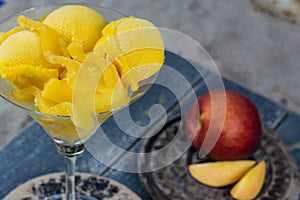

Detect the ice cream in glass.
[{"left": 0, "top": 3, "right": 164, "bottom": 199}]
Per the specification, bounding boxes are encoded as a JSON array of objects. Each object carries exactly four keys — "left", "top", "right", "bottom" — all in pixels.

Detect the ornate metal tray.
[
  {"left": 139, "top": 117, "right": 300, "bottom": 200},
  {"left": 5, "top": 172, "right": 141, "bottom": 200}
]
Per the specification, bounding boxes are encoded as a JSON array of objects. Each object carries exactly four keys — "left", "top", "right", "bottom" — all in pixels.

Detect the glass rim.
[
  {"left": 0, "top": 1, "right": 129, "bottom": 119},
  {"left": 0, "top": 2, "right": 127, "bottom": 25}
]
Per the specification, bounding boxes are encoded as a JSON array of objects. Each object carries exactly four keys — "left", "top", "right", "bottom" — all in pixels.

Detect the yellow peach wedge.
[
  {"left": 42, "top": 78, "right": 72, "bottom": 103},
  {"left": 230, "top": 160, "right": 266, "bottom": 200},
  {"left": 188, "top": 160, "right": 256, "bottom": 187},
  {"left": 12, "top": 86, "right": 41, "bottom": 103},
  {"left": 0, "top": 65, "right": 58, "bottom": 89}
]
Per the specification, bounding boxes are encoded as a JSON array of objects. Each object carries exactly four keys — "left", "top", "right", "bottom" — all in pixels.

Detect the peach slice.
[
  {"left": 42, "top": 78, "right": 72, "bottom": 103},
  {"left": 0, "top": 65, "right": 58, "bottom": 89},
  {"left": 188, "top": 160, "right": 256, "bottom": 187},
  {"left": 230, "top": 160, "right": 266, "bottom": 200}
]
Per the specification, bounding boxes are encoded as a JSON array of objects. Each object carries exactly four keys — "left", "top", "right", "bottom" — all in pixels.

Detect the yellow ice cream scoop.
[
  {"left": 94, "top": 16, "right": 164, "bottom": 92},
  {"left": 17, "top": 15, "right": 70, "bottom": 60},
  {"left": 0, "top": 26, "right": 23, "bottom": 44},
  {"left": 0, "top": 30, "right": 52, "bottom": 68},
  {"left": 43, "top": 5, "right": 107, "bottom": 54}
]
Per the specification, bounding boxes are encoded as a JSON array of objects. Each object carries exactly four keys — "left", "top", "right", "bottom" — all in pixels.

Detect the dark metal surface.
[{"left": 138, "top": 117, "right": 300, "bottom": 200}]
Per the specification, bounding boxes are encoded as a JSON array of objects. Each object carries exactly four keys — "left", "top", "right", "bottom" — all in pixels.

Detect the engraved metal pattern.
[
  {"left": 139, "top": 117, "right": 300, "bottom": 200},
  {"left": 4, "top": 173, "right": 141, "bottom": 200}
]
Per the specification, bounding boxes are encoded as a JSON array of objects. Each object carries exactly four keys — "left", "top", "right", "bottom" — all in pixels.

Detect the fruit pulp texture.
[
  {"left": 188, "top": 160, "right": 256, "bottom": 187},
  {"left": 230, "top": 160, "right": 266, "bottom": 199}
]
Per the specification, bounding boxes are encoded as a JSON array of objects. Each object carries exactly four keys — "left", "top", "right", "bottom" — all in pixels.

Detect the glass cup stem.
[
  {"left": 54, "top": 139, "right": 85, "bottom": 199},
  {"left": 65, "top": 155, "right": 77, "bottom": 200}
]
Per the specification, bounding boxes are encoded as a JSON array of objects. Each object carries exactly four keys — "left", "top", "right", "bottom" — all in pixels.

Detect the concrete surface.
[{"left": 1, "top": 0, "right": 300, "bottom": 147}]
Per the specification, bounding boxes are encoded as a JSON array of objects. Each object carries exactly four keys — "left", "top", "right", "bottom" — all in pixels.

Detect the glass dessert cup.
[{"left": 0, "top": 3, "right": 157, "bottom": 200}]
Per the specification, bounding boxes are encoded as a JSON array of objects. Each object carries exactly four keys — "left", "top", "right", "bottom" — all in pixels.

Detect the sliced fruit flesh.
[
  {"left": 188, "top": 160, "right": 256, "bottom": 187},
  {"left": 230, "top": 160, "right": 266, "bottom": 200}
]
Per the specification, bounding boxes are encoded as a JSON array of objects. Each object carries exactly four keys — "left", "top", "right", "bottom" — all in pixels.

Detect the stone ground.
[{"left": 1, "top": 0, "right": 300, "bottom": 147}]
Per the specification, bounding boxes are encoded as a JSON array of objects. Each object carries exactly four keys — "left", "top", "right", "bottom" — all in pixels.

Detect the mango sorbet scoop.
[{"left": 0, "top": 5, "right": 165, "bottom": 127}]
